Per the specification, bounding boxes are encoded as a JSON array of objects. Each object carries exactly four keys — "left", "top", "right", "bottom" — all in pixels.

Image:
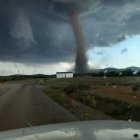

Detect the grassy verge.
[
  {"left": 42, "top": 77, "right": 140, "bottom": 121},
  {"left": 43, "top": 87, "right": 71, "bottom": 107},
  {"left": 43, "top": 86, "right": 112, "bottom": 120},
  {"left": 69, "top": 91, "right": 140, "bottom": 121}
]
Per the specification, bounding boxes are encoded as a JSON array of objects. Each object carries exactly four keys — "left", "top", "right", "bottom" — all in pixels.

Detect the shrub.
[
  {"left": 63, "top": 83, "right": 90, "bottom": 94},
  {"left": 44, "top": 88, "right": 70, "bottom": 106},
  {"left": 132, "top": 84, "right": 139, "bottom": 92}
]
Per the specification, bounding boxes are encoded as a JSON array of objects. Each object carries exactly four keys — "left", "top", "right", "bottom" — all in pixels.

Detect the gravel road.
[{"left": 0, "top": 81, "right": 78, "bottom": 131}]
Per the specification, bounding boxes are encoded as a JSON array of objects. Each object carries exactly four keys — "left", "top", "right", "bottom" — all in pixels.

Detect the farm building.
[{"left": 56, "top": 72, "right": 73, "bottom": 78}]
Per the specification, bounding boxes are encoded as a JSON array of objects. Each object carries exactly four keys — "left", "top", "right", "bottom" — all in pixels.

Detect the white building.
[{"left": 56, "top": 72, "right": 73, "bottom": 78}]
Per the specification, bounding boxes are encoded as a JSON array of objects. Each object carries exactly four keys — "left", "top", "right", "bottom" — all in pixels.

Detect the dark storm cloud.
[
  {"left": 96, "top": 51, "right": 104, "bottom": 55},
  {"left": 121, "top": 48, "right": 128, "bottom": 54},
  {"left": 0, "top": 0, "right": 140, "bottom": 64}
]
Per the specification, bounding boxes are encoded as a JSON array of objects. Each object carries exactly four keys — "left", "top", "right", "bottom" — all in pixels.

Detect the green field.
[{"left": 42, "top": 77, "right": 140, "bottom": 121}]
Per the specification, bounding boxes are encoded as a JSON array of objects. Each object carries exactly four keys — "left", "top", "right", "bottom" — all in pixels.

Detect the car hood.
[{"left": 0, "top": 120, "right": 139, "bottom": 140}]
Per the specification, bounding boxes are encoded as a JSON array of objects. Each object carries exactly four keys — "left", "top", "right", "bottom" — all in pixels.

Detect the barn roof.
[{"left": 56, "top": 72, "right": 73, "bottom": 74}]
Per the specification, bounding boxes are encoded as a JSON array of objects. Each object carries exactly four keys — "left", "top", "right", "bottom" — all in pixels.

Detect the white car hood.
[{"left": 0, "top": 120, "right": 139, "bottom": 140}]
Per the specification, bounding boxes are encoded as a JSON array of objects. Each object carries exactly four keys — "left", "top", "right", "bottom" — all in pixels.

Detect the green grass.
[
  {"left": 69, "top": 90, "right": 140, "bottom": 121},
  {"left": 42, "top": 77, "right": 140, "bottom": 121},
  {"left": 43, "top": 87, "right": 71, "bottom": 107}
]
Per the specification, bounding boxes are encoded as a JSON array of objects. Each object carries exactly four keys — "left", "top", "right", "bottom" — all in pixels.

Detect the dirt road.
[{"left": 0, "top": 81, "right": 78, "bottom": 131}]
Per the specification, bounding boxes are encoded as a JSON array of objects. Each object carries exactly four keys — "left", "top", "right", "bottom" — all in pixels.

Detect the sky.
[
  {"left": 87, "top": 35, "right": 140, "bottom": 69},
  {"left": 0, "top": 0, "right": 140, "bottom": 75}
]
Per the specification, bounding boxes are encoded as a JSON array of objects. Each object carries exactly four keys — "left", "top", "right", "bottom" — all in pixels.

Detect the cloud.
[
  {"left": 96, "top": 51, "right": 104, "bottom": 55},
  {"left": 10, "top": 9, "right": 36, "bottom": 49},
  {"left": 121, "top": 48, "right": 128, "bottom": 54},
  {"left": 0, "top": 0, "right": 140, "bottom": 65}
]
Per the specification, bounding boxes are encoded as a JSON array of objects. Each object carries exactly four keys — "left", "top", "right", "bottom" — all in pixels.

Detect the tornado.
[{"left": 69, "top": 12, "right": 88, "bottom": 73}]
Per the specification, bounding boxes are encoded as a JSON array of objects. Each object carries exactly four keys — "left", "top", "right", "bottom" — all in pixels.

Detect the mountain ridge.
[{"left": 91, "top": 66, "right": 140, "bottom": 73}]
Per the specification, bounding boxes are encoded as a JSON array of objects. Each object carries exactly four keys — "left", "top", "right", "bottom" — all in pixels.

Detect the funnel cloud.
[{"left": 69, "top": 12, "right": 88, "bottom": 73}]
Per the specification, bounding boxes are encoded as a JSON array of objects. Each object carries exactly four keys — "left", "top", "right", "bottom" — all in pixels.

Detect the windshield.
[{"left": 0, "top": 0, "right": 140, "bottom": 132}]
